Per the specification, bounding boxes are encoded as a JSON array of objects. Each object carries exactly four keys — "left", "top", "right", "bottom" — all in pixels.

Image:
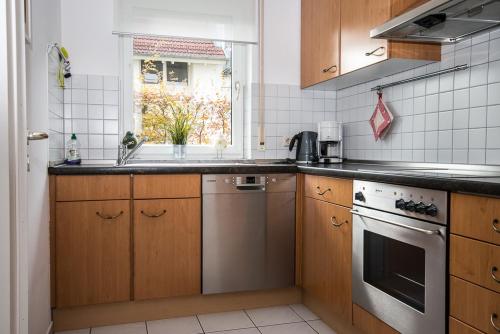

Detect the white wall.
[
  {"left": 262, "top": 0, "right": 301, "bottom": 85},
  {"left": 60, "top": 0, "right": 119, "bottom": 76},
  {"left": 59, "top": 0, "right": 301, "bottom": 84},
  {"left": 25, "top": 0, "right": 61, "bottom": 332}
]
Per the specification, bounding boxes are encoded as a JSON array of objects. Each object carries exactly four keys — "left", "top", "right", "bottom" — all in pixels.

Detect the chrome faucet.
[{"left": 116, "top": 137, "right": 148, "bottom": 166}]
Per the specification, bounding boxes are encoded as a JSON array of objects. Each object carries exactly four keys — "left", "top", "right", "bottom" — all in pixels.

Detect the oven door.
[{"left": 352, "top": 205, "right": 447, "bottom": 334}]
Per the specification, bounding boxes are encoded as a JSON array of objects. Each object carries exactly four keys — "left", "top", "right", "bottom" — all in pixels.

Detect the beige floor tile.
[
  {"left": 246, "top": 306, "right": 302, "bottom": 326},
  {"left": 197, "top": 311, "right": 254, "bottom": 333}
]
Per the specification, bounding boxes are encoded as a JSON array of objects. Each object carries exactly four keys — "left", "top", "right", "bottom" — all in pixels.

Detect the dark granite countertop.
[{"left": 48, "top": 160, "right": 500, "bottom": 197}]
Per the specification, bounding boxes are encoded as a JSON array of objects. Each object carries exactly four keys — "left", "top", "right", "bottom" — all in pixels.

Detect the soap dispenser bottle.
[{"left": 65, "top": 133, "right": 81, "bottom": 165}]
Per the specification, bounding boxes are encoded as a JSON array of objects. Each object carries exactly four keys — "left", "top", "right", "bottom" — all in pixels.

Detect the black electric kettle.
[{"left": 289, "top": 131, "right": 319, "bottom": 163}]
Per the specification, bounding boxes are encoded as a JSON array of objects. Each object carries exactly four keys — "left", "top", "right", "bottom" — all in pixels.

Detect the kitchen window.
[{"left": 115, "top": 0, "right": 258, "bottom": 158}]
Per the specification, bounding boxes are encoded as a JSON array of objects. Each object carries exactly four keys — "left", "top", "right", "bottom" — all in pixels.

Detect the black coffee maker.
[{"left": 289, "top": 131, "right": 319, "bottom": 163}]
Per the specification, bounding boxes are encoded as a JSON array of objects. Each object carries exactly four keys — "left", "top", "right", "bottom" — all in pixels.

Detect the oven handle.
[{"left": 350, "top": 209, "right": 441, "bottom": 236}]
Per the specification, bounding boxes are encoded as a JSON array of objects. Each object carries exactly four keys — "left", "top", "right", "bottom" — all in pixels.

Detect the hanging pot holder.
[{"left": 369, "top": 91, "right": 394, "bottom": 141}]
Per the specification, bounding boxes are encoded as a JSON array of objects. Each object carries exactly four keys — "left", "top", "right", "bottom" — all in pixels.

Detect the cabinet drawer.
[
  {"left": 56, "top": 175, "right": 130, "bottom": 201},
  {"left": 451, "top": 193, "right": 500, "bottom": 246},
  {"left": 450, "top": 276, "right": 500, "bottom": 334},
  {"left": 450, "top": 317, "right": 483, "bottom": 334},
  {"left": 451, "top": 235, "right": 500, "bottom": 293},
  {"left": 133, "top": 174, "right": 200, "bottom": 199},
  {"left": 304, "top": 175, "right": 352, "bottom": 207}
]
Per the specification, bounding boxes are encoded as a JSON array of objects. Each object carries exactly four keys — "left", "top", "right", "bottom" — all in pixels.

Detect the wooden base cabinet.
[
  {"left": 55, "top": 200, "right": 131, "bottom": 308},
  {"left": 302, "top": 197, "right": 352, "bottom": 325},
  {"left": 134, "top": 198, "right": 201, "bottom": 300}
]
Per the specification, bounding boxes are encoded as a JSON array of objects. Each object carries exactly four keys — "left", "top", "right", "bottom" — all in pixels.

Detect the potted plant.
[{"left": 166, "top": 103, "right": 192, "bottom": 159}]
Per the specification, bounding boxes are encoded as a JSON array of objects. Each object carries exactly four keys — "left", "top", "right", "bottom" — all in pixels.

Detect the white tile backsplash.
[
  {"left": 55, "top": 30, "right": 500, "bottom": 165},
  {"left": 337, "top": 30, "right": 500, "bottom": 165},
  {"left": 53, "top": 75, "right": 121, "bottom": 161}
]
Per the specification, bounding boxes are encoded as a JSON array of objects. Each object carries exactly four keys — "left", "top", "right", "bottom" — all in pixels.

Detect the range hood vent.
[{"left": 371, "top": 0, "right": 500, "bottom": 43}]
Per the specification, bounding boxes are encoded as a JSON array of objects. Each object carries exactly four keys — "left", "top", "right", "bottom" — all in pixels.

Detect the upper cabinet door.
[
  {"left": 340, "top": 0, "right": 390, "bottom": 75},
  {"left": 301, "top": 0, "right": 341, "bottom": 88}
]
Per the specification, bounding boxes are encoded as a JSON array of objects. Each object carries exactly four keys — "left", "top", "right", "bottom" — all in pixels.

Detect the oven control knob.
[
  {"left": 395, "top": 199, "right": 406, "bottom": 210},
  {"left": 355, "top": 191, "right": 365, "bottom": 202},
  {"left": 405, "top": 200, "right": 416, "bottom": 212},
  {"left": 415, "top": 202, "right": 427, "bottom": 214},
  {"left": 425, "top": 204, "right": 438, "bottom": 217}
]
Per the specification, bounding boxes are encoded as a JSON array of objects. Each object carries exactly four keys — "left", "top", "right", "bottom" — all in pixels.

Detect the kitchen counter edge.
[{"left": 48, "top": 164, "right": 500, "bottom": 197}]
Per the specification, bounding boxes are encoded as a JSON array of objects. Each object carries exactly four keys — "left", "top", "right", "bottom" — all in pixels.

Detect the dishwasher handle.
[{"left": 235, "top": 184, "right": 266, "bottom": 191}]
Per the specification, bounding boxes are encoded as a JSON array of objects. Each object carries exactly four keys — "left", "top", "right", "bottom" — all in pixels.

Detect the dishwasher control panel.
[{"left": 202, "top": 174, "right": 296, "bottom": 194}]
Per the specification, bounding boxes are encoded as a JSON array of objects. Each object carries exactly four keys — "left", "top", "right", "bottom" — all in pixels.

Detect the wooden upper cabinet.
[
  {"left": 301, "top": 0, "right": 341, "bottom": 88},
  {"left": 134, "top": 198, "right": 201, "bottom": 300},
  {"left": 55, "top": 200, "right": 131, "bottom": 307},
  {"left": 302, "top": 197, "right": 352, "bottom": 326},
  {"left": 340, "top": 0, "right": 390, "bottom": 75},
  {"left": 335, "top": 0, "right": 439, "bottom": 77}
]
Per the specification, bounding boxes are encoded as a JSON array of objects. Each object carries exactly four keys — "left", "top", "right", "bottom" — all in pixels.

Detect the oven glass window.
[{"left": 363, "top": 231, "right": 425, "bottom": 313}]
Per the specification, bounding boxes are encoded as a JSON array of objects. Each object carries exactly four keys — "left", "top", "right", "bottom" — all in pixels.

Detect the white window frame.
[{"left": 119, "top": 36, "right": 245, "bottom": 159}]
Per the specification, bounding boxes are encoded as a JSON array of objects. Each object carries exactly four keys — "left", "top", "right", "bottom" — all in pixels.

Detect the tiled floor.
[{"left": 56, "top": 304, "right": 337, "bottom": 334}]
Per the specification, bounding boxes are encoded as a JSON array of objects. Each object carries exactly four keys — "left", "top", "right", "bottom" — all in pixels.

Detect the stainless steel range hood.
[{"left": 371, "top": 0, "right": 500, "bottom": 43}]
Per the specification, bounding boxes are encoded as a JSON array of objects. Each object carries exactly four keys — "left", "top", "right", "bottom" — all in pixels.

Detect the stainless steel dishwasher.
[{"left": 202, "top": 174, "right": 296, "bottom": 294}]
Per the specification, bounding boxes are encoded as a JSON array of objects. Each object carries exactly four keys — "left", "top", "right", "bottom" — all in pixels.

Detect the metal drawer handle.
[
  {"left": 96, "top": 211, "right": 124, "bottom": 220},
  {"left": 493, "top": 219, "right": 500, "bottom": 233},
  {"left": 322, "top": 65, "right": 337, "bottom": 73},
  {"left": 492, "top": 266, "right": 500, "bottom": 283},
  {"left": 141, "top": 209, "right": 167, "bottom": 218},
  {"left": 316, "top": 186, "right": 332, "bottom": 196},
  {"left": 491, "top": 313, "right": 500, "bottom": 332},
  {"left": 365, "top": 46, "right": 386, "bottom": 57},
  {"left": 331, "top": 216, "right": 347, "bottom": 227},
  {"left": 351, "top": 209, "right": 441, "bottom": 236}
]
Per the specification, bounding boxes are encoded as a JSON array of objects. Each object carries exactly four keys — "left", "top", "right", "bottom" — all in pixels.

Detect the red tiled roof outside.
[{"left": 133, "top": 37, "right": 227, "bottom": 60}]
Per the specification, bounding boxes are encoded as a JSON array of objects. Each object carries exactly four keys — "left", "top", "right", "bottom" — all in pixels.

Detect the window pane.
[{"left": 133, "top": 36, "right": 232, "bottom": 145}]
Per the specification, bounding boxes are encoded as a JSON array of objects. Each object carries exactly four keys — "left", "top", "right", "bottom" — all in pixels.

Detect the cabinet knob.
[
  {"left": 316, "top": 186, "right": 332, "bottom": 196},
  {"left": 95, "top": 211, "right": 124, "bottom": 220},
  {"left": 493, "top": 219, "right": 499, "bottom": 233},
  {"left": 322, "top": 65, "right": 337, "bottom": 73},
  {"left": 491, "top": 313, "right": 500, "bottom": 332},
  {"left": 330, "top": 216, "right": 347, "bottom": 227},
  {"left": 365, "top": 46, "right": 386, "bottom": 57},
  {"left": 492, "top": 266, "right": 500, "bottom": 283},
  {"left": 141, "top": 209, "right": 167, "bottom": 218}
]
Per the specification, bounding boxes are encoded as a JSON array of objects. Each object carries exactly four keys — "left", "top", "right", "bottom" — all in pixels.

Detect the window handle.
[{"left": 235, "top": 81, "right": 241, "bottom": 101}]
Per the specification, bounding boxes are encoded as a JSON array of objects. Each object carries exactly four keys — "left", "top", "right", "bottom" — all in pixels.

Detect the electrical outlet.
[{"left": 281, "top": 136, "right": 291, "bottom": 147}]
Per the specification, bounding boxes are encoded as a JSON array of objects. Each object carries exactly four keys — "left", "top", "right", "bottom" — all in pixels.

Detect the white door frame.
[{"left": 2, "top": 0, "right": 29, "bottom": 333}]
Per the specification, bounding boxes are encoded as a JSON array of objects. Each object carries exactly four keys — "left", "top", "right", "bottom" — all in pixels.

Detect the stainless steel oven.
[{"left": 352, "top": 180, "right": 448, "bottom": 334}]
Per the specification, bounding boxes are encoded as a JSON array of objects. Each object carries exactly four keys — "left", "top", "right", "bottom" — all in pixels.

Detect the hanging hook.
[{"left": 377, "top": 88, "right": 383, "bottom": 98}]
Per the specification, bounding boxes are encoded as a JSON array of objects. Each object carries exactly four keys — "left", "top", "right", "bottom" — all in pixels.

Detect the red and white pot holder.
[{"left": 369, "top": 92, "right": 394, "bottom": 141}]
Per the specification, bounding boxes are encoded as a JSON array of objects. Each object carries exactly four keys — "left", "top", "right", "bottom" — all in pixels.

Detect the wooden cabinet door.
[
  {"left": 55, "top": 200, "right": 131, "bottom": 307},
  {"left": 134, "top": 198, "right": 201, "bottom": 300},
  {"left": 301, "top": 0, "right": 340, "bottom": 88},
  {"left": 340, "top": 0, "right": 390, "bottom": 74},
  {"left": 302, "top": 197, "right": 352, "bottom": 323}
]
